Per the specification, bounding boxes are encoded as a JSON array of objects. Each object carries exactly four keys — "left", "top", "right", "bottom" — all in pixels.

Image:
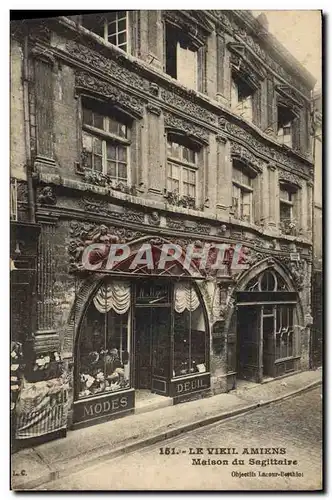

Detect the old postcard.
[{"left": 10, "top": 9, "right": 323, "bottom": 491}]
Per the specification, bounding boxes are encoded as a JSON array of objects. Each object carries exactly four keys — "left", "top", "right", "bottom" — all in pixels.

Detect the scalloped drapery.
[
  {"left": 174, "top": 282, "right": 200, "bottom": 313},
  {"left": 93, "top": 281, "right": 131, "bottom": 315}
]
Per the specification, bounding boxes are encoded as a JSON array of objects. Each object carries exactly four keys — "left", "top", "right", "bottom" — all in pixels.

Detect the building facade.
[
  {"left": 311, "top": 90, "right": 322, "bottom": 367},
  {"left": 10, "top": 11, "right": 316, "bottom": 436}
]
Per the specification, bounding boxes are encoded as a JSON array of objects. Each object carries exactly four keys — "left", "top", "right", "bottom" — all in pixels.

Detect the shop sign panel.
[
  {"left": 170, "top": 373, "right": 210, "bottom": 397},
  {"left": 73, "top": 389, "right": 135, "bottom": 424}
]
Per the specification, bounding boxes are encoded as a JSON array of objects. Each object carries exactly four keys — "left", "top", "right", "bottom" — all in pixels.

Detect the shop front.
[
  {"left": 73, "top": 278, "right": 210, "bottom": 428},
  {"left": 234, "top": 268, "right": 302, "bottom": 383}
]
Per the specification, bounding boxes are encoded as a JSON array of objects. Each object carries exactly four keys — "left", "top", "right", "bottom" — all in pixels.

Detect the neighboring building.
[
  {"left": 10, "top": 11, "right": 316, "bottom": 437},
  {"left": 311, "top": 90, "right": 322, "bottom": 367}
]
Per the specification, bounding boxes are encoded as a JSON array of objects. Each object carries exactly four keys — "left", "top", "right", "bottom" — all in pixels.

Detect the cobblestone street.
[{"left": 41, "top": 386, "right": 322, "bottom": 491}]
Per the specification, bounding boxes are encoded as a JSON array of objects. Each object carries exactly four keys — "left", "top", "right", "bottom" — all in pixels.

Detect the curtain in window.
[
  {"left": 93, "top": 281, "right": 131, "bottom": 314},
  {"left": 174, "top": 282, "right": 200, "bottom": 313}
]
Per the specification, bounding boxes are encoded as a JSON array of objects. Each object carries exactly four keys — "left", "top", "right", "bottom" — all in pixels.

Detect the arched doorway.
[{"left": 225, "top": 260, "right": 303, "bottom": 384}]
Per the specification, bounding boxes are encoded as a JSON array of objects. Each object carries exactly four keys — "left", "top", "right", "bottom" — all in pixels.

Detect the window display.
[
  {"left": 77, "top": 281, "right": 131, "bottom": 399},
  {"left": 173, "top": 282, "right": 207, "bottom": 377}
]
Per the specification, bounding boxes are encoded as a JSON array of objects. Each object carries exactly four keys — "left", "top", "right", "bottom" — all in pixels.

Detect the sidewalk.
[{"left": 11, "top": 368, "right": 322, "bottom": 490}]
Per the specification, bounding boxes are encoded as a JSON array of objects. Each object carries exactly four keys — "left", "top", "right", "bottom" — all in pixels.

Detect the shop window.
[
  {"left": 165, "top": 24, "right": 202, "bottom": 91},
  {"left": 167, "top": 135, "right": 199, "bottom": 200},
  {"left": 277, "top": 105, "right": 295, "bottom": 148},
  {"left": 231, "top": 73, "right": 254, "bottom": 122},
  {"left": 77, "top": 281, "right": 131, "bottom": 399},
  {"left": 81, "top": 11, "right": 129, "bottom": 52},
  {"left": 82, "top": 98, "right": 131, "bottom": 184},
  {"left": 173, "top": 283, "right": 207, "bottom": 377},
  {"left": 276, "top": 305, "right": 294, "bottom": 360},
  {"left": 231, "top": 160, "right": 255, "bottom": 223}
]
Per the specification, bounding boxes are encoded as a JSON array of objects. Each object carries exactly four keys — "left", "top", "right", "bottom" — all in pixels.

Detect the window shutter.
[
  {"left": 299, "top": 107, "right": 309, "bottom": 155},
  {"left": 177, "top": 43, "right": 197, "bottom": 90},
  {"left": 197, "top": 45, "right": 206, "bottom": 93}
]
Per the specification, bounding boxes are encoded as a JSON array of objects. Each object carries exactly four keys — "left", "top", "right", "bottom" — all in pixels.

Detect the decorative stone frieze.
[
  {"left": 79, "top": 197, "right": 145, "bottom": 224},
  {"left": 37, "top": 186, "right": 57, "bottom": 205},
  {"left": 75, "top": 71, "right": 145, "bottom": 118},
  {"left": 164, "top": 112, "right": 209, "bottom": 144},
  {"left": 230, "top": 142, "right": 263, "bottom": 173},
  {"left": 219, "top": 117, "right": 313, "bottom": 179},
  {"left": 278, "top": 170, "right": 302, "bottom": 188}
]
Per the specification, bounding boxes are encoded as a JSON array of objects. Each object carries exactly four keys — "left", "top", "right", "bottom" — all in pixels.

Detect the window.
[
  {"left": 277, "top": 105, "right": 295, "bottom": 148},
  {"left": 165, "top": 24, "right": 199, "bottom": 90},
  {"left": 231, "top": 161, "right": 254, "bottom": 222},
  {"left": 231, "top": 73, "right": 254, "bottom": 122},
  {"left": 279, "top": 186, "right": 293, "bottom": 222},
  {"left": 276, "top": 305, "right": 294, "bottom": 359},
  {"left": 173, "top": 283, "right": 208, "bottom": 377},
  {"left": 82, "top": 11, "right": 129, "bottom": 52},
  {"left": 77, "top": 281, "right": 131, "bottom": 400},
  {"left": 82, "top": 100, "right": 130, "bottom": 184},
  {"left": 167, "top": 136, "right": 198, "bottom": 200}
]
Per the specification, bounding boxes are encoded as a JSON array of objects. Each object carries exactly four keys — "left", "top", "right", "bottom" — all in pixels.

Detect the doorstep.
[{"left": 135, "top": 390, "right": 173, "bottom": 415}]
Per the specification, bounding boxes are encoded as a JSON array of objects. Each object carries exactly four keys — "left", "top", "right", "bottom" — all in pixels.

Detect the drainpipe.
[{"left": 23, "top": 34, "right": 36, "bottom": 223}]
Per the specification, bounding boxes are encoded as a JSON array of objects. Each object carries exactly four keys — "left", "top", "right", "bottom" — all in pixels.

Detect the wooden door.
[
  {"left": 237, "top": 306, "right": 262, "bottom": 382},
  {"left": 135, "top": 309, "right": 152, "bottom": 389}
]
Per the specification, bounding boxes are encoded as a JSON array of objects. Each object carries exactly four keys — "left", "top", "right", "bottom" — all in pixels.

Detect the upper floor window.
[
  {"left": 279, "top": 185, "right": 294, "bottom": 222},
  {"left": 231, "top": 73, "right": 254, "bottom": 122},
  {"left": 82, "top": 11, "right": 129, "bottom": 52},
  {"left": 277, "top": 105, "right": 295, "bottom": 148},
  {"left": 82, "top": 98, "right": 131, "bottom": 184},
  {"left": 165, "top": 24, "right": 202, "bottom": 91},
  {"left": 231, "top": 160, "right": 255, "bottom": 223},
  {"left": 279, "top": 182, "right": 299, "bottom": 235},
  {"left": 167, "top": 136, "right": 198, "bottom": 200}
]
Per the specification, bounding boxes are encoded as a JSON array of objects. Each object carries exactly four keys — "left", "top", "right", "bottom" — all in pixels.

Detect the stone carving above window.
[
  {"left": 164, "top": 112, "right": 209, "bottom": 144},
  {"left": 75, "top": 71, "right": 145, "bottom": 118},
  {"left": 161, "top": 89, "right": 216, "bottom": 126},
  {"left": 278, "top": 170, "right": 302, "bottom": 188},
  {"left": 164, "top": 190, "right": 197, "bottom": 210},
  {"left": 211, "top": 11, "right": 311, "bottom": 100},
  {"left": 230, "top": 142, "right": 263, "bottom": 173},
  {"left": 219, "top": 117, "right": 313, "bottom": 179}
]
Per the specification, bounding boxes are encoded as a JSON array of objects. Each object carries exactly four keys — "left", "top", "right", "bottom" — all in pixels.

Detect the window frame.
[
  {"left": 231, "top": 161, "right": 255, "bottom": 223},
  {"left": 231, "top": 72, "right": 255, "bottom": 123},
  {"left": 279, "top": 184, "right": 295, "bottom": 223},
  {"left": 80, "top": 11, "right": 130, "bottom": 53},
  {"left": 81, "top": 102, "right": 132, "bottom": 185},
  {"left": 166, "top": 136, "right": 199, "bottom": 201}
]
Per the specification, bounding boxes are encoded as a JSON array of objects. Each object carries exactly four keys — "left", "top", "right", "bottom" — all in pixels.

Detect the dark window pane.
[
  {"left": 94, "top": 155, "right": 102, "bottom": 172},
  {"left": 118, "top": 11, "right": 126, "bottom": 19},
  {"left": 118, "top": 19, "right": 126, "bottom": 32},
  {"left": 85, "top": 152, "right": 92, "bottom": 169},
  {"left": 93, "top": 137, "right": 102, "bottom": 155},
  {"left": 118, "top": 163, "right": 127, "bottom": 179},
  {"left": 118, "top": 32, "right": 126, "bottom": 46},
  {"left": 107, "top": 144, "right": 117, "bottom": 160},
  {"left": 107, "top": 161, "right": 117, "bottom": 177},
  {"left": 93, "top": 112, "right": 104, "bottom": 130},
  {"left": 83, "top": 108, "right": 93, "bottom": 126},
  {"left": 108, "top": 34, "right": 117, "bottom": 45},
  {"left": 118, "top": 146, "right": 127, "bottom": 162}
]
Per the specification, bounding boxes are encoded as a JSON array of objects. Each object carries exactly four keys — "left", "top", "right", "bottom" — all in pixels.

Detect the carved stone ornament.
[
  {"left": 278, "top": 169, "right": 302, "bottom": 188},
  {"left": 219, "top": 117, "right": 313, "bottom": 179},
  {"left": 280, "top": 256, "right": 306, "bottom": 290},
  {"left": 79, "top": 197, "right": 144, "bottom": 224},
  {"left": 164, "top": 112, "right": 209, "bottom": 144},
  {"left": 211, "top": 11, "right": 311, "bottom": 100},
  {"left": 75, "top": 71, "right": 145, "bottom": 118},
  {"left": 68, "top": 221, "right": 144, "bottom": 272},
  {"left": 164, "top": 190, "right": 198, "bottom": 210},
  {"left": 77, "top": 165, "right": 139, "bottom": 196},
  {"left": 160, "top": 88, "right": 216, "bottom": 126},
  {"left": 37, "top": 186, "right": 57, "bottom": 205},
  {"left": 147, "top": 211, "right": 161, "bottom": 226},
  {"left": 230, "top": 142, "right": 263, "bottom": 173}
]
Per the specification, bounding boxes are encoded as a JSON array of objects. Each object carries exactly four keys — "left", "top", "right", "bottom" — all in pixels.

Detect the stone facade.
[{"left": 10, "top": 11, "right": 315, "bottom": 433}]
